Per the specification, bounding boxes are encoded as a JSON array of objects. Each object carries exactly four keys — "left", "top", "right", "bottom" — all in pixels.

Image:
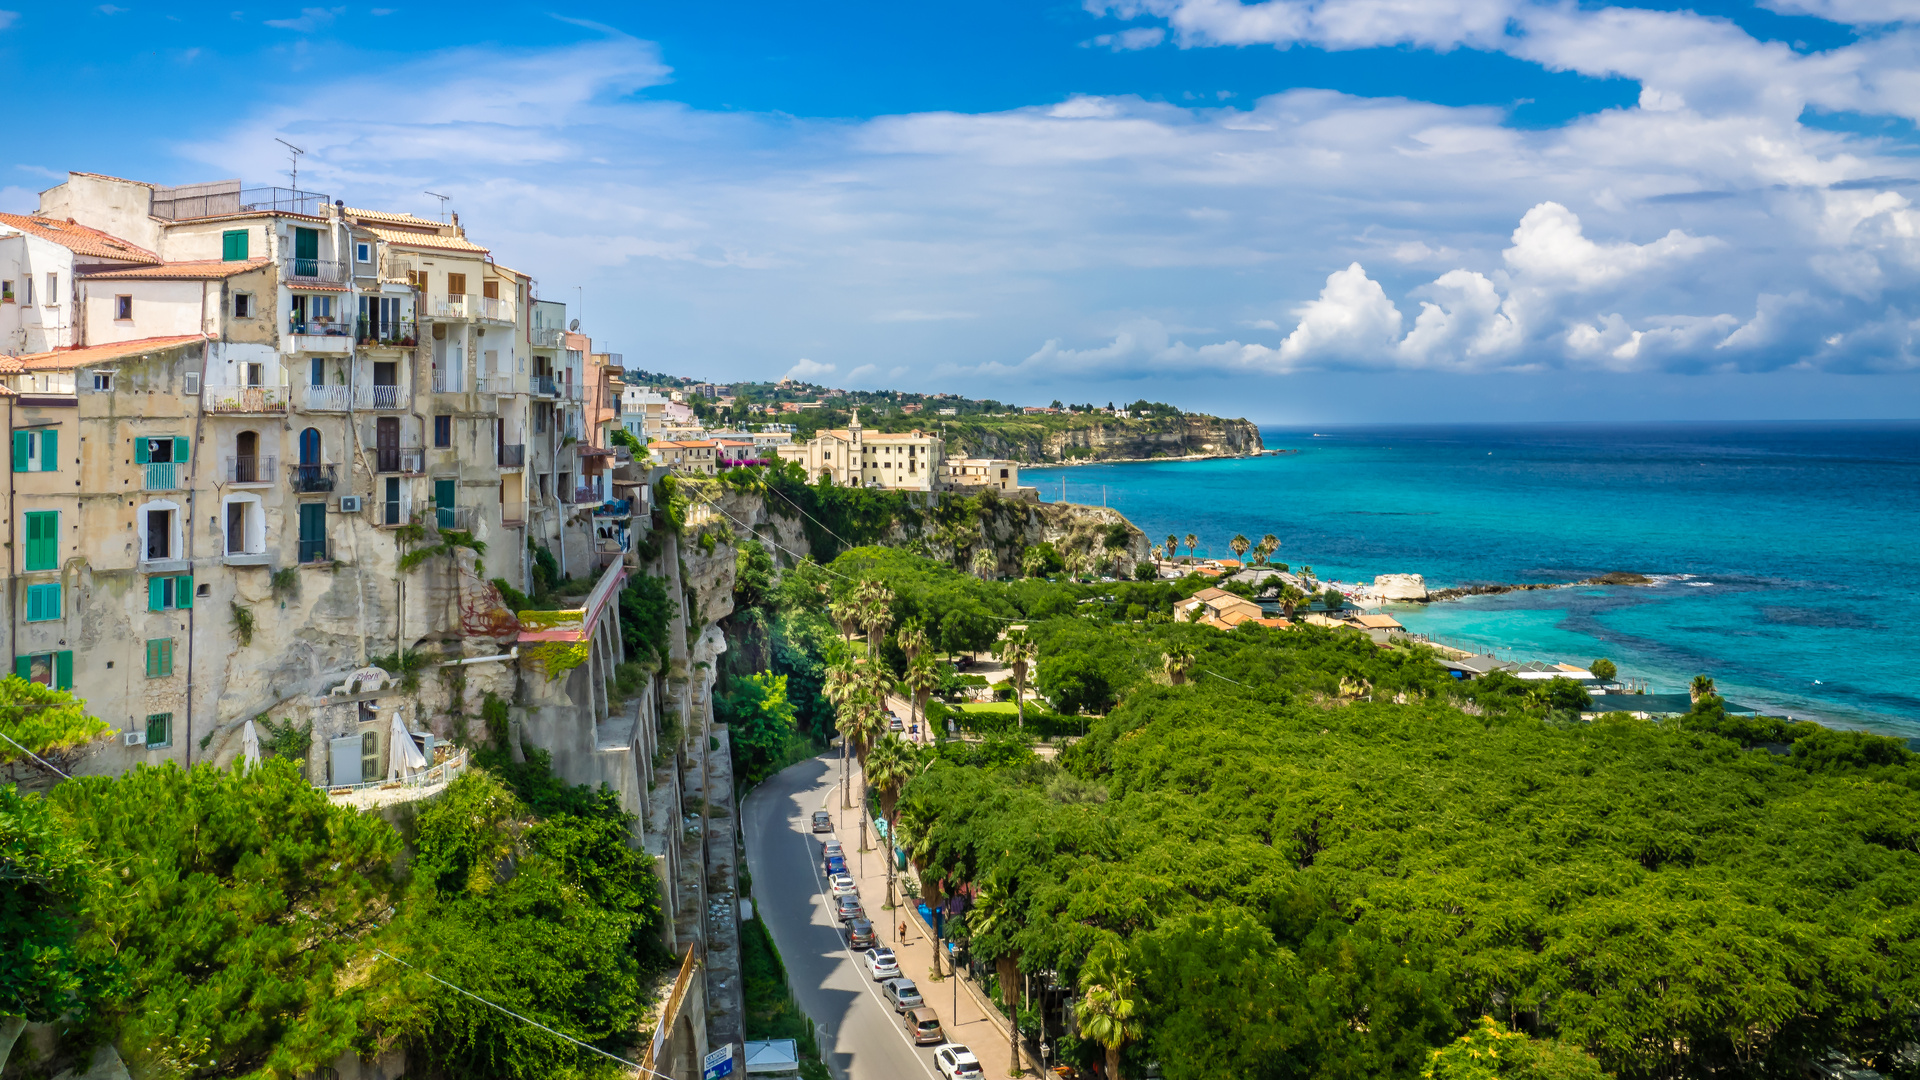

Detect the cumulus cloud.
[
  {"left": 1084, "top": 27, "right": 1166, "bottom": 50},
  {"left": 265, "top": 6, "right": 344, "bottom": 31},
  {"left": 784, "top": 358, "right": 836, "bottom": 380}
]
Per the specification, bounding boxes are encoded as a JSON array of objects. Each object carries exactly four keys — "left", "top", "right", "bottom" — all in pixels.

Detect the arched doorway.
[{"left": 235, "top": 430, "right": 258, "bottom": 483}]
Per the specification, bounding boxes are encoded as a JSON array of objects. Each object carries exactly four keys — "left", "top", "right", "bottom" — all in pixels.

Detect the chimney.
[{"left": 451, "top": 211, "right": 461, "bottom": 234}]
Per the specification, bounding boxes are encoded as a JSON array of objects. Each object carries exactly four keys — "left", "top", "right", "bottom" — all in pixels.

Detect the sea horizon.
[{"left": 1026, "top": 419, "right": 1920, "bottom": 741}]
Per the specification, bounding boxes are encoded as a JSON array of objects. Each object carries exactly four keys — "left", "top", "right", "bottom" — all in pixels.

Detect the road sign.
[{"left": 704, "top": 1044, "right": 735, "bottom": 1080}]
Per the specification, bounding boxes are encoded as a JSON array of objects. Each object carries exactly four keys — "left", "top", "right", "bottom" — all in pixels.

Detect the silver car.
[{"left": 884, "top": 977, "right": 924, "bottom": 1013}]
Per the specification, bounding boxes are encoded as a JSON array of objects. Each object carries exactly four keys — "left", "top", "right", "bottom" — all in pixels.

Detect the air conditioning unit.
[
  {"left": 339, "top": 495, "right": 362, "bottom": 513},
  {"left": 123, "top": 730, "right": 146, "bottom": 747}
]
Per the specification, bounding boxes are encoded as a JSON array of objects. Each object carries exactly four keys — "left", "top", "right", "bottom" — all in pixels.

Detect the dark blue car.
[{"left": 826, "top": 855, "right": 847, "bottom": 876}]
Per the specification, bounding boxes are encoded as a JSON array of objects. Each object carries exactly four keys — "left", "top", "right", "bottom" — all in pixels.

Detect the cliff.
[{"left": 928, "top": 414, "right": 1264, "bottom": 465}]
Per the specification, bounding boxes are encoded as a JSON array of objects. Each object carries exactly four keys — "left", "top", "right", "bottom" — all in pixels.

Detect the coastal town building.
[
  {"left": 651, "top": 438, "right": 720, "bottom": 475},
  {"left": 943, "top": 456, "right": 1021, "bottom": 493}
]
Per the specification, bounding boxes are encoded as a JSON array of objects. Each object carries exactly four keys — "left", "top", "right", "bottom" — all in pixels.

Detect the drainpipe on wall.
[
  {"left": 183, "top": 333, "right": 213, "bottom": 766},
  {"left": 7, "top": 394, "right": 16, "bottom": 674}
]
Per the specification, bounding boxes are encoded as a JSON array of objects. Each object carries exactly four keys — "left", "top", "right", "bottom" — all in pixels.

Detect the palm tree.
[
  {"left": 1150, "top": 544, "right": 1164, "bottom": 563},
  {"left": 905, "top": 653, "right": 941, "bottom": 738},
  {"left": 1690, "top": 674, "right": 1716, "bottom": 705},
  {"left": 864, "top": 735, "right": 920, "bottom": 909},
  {"left": 1300, "top": 564, "right": 1314, "bottom": 582},
  {"left": 1021, "top": 546, "right": 1048, "bottom": 579},
  {"left": 1162, "top": 644, "right": 1195, "bottom": 685},
  {"left": 899, "top": 621, "right": 931, "bottom": 668},
  {"left": 1277, "top": 583, "right": 1304, "bottom": 620},
  {"left": 1261, "top": 533, "right": 1279, "bottom": 565},
  {"left": 1184, "top": 533, "right": 1198, "bottom": 559},
  {"left": 857, "top": 579, "right": 895, "bottom": 658},
  {"left": 970, "top": 876, "right": 1025, "bottom": 1074},
  {"left": 972, "top": 547, "right": 997, "bottom": 580},
  {"left": 1079, "top": 942, "right": 1144, "bottom": 1080},
  {"left": 1165, "top": 534, "right": 1179, "bottom": 563},
  {"left": 1229, "top": 534, "right": 1250, "bottom": 562},
  {"left": 829, "top": 596, "right": 860, "bottom": 643},
  {"left": 996, "top": 632, "right": 1037, "bottom": 727},
  {"left": 823, "top": 658, "right": 863, "bottom": 807}
]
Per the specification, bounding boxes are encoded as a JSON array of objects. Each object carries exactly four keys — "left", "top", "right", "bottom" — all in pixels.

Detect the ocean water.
[{"left": 1024, "top": 422, "right": 1920, "bottom": 740}]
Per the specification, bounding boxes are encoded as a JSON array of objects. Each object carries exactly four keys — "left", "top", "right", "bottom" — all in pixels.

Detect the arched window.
[
  {"left": 298, "top": 427, "right": 321, "bottom": 466},
  {"left": 234, "top": 430, "right": 259, "bottom": 483}
]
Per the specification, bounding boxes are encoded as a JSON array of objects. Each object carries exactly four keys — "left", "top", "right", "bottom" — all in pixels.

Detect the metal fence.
[{"left": 151, "top": 183, "right": 331, "bottom": 221}]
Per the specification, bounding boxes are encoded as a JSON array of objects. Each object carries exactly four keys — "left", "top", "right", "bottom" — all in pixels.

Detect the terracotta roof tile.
[
  {"left": 80, "top": 258, "right": 269, "bottom": 281},
  {"left": 0, "top": 213, "right": 160, "bottom": 264},
  {"left": 343, "top": 207, "right": 444, "bottom": 227},
  {"left": 360, "top": 224, "right": 490, "bottom": 255},
  {"left": 3, "top": 334, "right": 205, "bottom": 372}
]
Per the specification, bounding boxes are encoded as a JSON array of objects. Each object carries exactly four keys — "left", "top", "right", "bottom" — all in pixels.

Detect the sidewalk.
[{"left": 827, "top": 779, "right": 1037, "bottom": 1079}]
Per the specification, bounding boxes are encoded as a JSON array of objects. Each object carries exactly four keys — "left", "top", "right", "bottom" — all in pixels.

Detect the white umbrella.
[
  {"left": 240, "top": 718, "right": 262, "bottom": 768},
  {"left": 386, "top": 710, "right": 428, "bottom": 781}
]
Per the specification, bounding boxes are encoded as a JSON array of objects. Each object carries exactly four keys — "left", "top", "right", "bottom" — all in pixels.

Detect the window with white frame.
[
  {"left": 356, "top": 242, "right": 372, "bottom": 263},
  {"left": 92, "top": 371, "right": 112, "bottom": 392},
  {"left": 44, "top": 272, "right": 57, "bottom": 306},
  {"left": 115, "top": 295, "right": 132, "bottom": 320}
]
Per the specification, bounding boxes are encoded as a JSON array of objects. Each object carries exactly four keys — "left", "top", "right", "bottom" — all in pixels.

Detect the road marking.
[{"left": 807, "top": 783, "right": 944, "bottom": 1080}]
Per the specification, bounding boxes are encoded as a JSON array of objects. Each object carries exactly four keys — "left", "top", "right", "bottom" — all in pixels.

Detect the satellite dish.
[{"left": 569, "top": 319, "right": 580, "bottom": 332}]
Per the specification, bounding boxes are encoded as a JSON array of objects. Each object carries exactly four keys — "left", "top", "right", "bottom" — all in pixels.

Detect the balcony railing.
[
  {"left": 355, "top": 316, "right": 418, "bottom": 347},
  {"left": 560, "top": 380, "right": 583, "bottom": 401},
  {"left": 224, "top": 455, "right": 277, "bottom": 483},
  {"left": 498, "top": 443, "right": 525, "bottom": 468},
  {"left": 566, "top": 486, "right": 601, "bottom": 505},
  {"left": 532, "top": 375, "right": 557, "bottom": 397},
  {"left": 151, "top": 184, "right": 330, "bottom": 221},
  {"left": 288, "top": 463, "right": 338, "bottom": 494},
  {"left": 381, "top": 489, "right": 412, "bottom": 527},
  {"left": 299, "top": 537, "right": 330, "bottom": 564},
  {"left": 144, "top": 462, "right": 179, "bottom": 491},
  {"left": 375, "top": 446, "right": 424, "bottom": 474},
  {"left": 204, "top": 384, "right": 289, "bottom": 415},
  {"left": 477, "top": 375, "right": 516, "bottom": 395},
  {"left": 358, "top": 385, "right": 404, "bottom": 410},
  {"left": 286, "top": 257, "right": 349, "bottom": 283},
  {"left": 302, "top": 384, "right": 352, "bottom": 411},
  {"left": 432, "top": 295, "right": 477, "bottom": 320},
  {"left": 434, "top": 505, "right": 473, "bottom": 531},
  {"left": 477, "top": 295, "right": 514, "bottom": 322},
  {"left": 531, "top": 326, "right": 564, "bottom": 348}
]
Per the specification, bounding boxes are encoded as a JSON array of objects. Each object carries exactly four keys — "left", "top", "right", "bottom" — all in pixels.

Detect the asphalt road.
[{"left": 741, "top": 753, "right": 945, "bottom": 1080}]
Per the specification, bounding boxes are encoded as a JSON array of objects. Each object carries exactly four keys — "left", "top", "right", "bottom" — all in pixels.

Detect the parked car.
[
  {"left": 829, "top": 874, "right": 859, "bottom": 899},
  {"left": 935, "top": 1045, "right": 984, "bottom": 1080},
  {"left": 888, "top": 716, "right": 904, "bottom": 732},
  {"left": 904, "top": 1010, "right": 945, "bottom": 1046},
  {"left": 847, "top": 918, "right": 875, "bottom": 949},
  {"left": 884, "top": 978, "right": 924, "bottom": 1013},
  {"left": 825, "top": 855, "right": 847, "bottom": 877},
  {"left": 836, "top": 895, "right": 864, "bottom": 923},
  {"left": 811, "top": 810, "right": 833, "bottom": 833},
  {"left": 865, "top": 947, "right": 901, "bottom": 980},
  {"left": 822, "top": 839, "right": 844, "bottom": 860}
]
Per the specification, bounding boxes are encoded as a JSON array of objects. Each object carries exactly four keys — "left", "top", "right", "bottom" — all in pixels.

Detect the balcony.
[
  {"left": 287, "top": 319, "right": 353, "bottom": 354},
  {"left": 532, "top": 375, "right": 558, "bottom": 397},
  {"left": 477, "top": 375, "right": 517, "bottom": 395},
  {"left": 431, "top": 294, "right": 503, "bottom": 321},
  {"left": 375, "top": 446, "right": 424, "bottom": 474},
  {"left": 560, "top": 380, "right": 583, "bottom": 402},
  {"left": 151, "top": 184, "right": 329, "bottom": 221},
  {"left": 356, "top": 316, "right": 418, "bottom": 348},
  {"left": 286, "top": 257, "right": 349, "bottom": 284},
  {"left": 434, "top": 505, "right": 473, "bottom": 531},
  {"left": 477, "top": 295, "right": 514, "bottom": 323},
  {"left": 299, "top": 538, "right": 330, "bottom": 564},
  {"left": 288, "top": 463, "right": 338, "bottom": 494},
  {"left": 204, "top": 384, "right": 289, "bottom": 415},
  {"left": 531, "top": 326, "right": 564, "bottom": 348},
  {"left": 498, "top": 443, "right": 526, "bottom": 468},
  {"left": 357, "top": 385, "right": 405, "bottom": 410},
  {"left": 593, "top": 498, "right": 632, "bottom": 519},
  {"left": 564, "top": 485, "right": 601, "bottom": 505},
  {"left": 302, "top": 384, "right": 352, "bottom": 411},
  {"left": 380, "top": 489, "right": 413, "bottom": 527},
  {"left": 224, "top": 455, "right": 277, "bottom": 484},
  {"left": 144, "top": 461, "right": 179, "bottom": 491}
]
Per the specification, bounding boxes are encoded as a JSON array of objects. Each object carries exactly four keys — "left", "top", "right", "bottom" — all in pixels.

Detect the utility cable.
[{"left": 0, "top": 730, "right": 73, "bottom": 779}]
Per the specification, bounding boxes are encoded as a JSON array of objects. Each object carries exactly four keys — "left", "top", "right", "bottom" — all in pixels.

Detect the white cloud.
[
  {"left": 1085, "top": 27, "right": 1166, "bottom": 50},
  {"left": 0, "top": 10, "right": 18, "bottom": 29},
  {"left": 1757, "top": 0, "right": 1918, "bottom": 23},
  {"left": 784, "top": 358, "right": 836, "bottom": 380},
  {"left": 1275, "top": 263, "right": 1403, "bottom": 366},
  {"left": 265, "top": 6, "right": 344, "bottom": 31}
]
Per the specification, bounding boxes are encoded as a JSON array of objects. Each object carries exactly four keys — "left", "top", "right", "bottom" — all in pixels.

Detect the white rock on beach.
[{"left": 1372, "top": 574, "right": 1428, "bottom": 601}]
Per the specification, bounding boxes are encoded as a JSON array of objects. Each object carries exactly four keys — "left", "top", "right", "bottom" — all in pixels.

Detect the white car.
[
  {"left": 865, "top": 947, "right": 900, "bottom": 980},
  {"left": 935, "top": 1044, "right": 984, "bottom": 1080},
  {"left": 829, "top": 874, "right": 858, "bottom": 899}
]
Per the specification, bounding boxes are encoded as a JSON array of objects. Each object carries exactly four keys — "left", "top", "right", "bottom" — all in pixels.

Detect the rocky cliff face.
[{"left": 950, "top": 415, "right": 1263, "bottom": 464}]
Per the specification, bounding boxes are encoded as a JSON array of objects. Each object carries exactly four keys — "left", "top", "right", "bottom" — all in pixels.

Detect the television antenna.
[
  {"left": 274, "top": 138, "right": 306, "bottom": 189},
  {"left": 424, "top": 191, "right": 451, "bottom": 222}
]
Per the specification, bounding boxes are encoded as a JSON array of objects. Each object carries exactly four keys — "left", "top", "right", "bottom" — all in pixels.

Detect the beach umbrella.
[
  {"left": 386, "top": 710, "right": 427, "bottom": 781},
  {"left": 240, "top": 718, "right": 262, "bottom": 768}
]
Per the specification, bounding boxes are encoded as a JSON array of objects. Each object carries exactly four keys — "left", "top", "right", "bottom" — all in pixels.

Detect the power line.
[{"left": 0, "top": 730, "right": 73, "bottom": 779}]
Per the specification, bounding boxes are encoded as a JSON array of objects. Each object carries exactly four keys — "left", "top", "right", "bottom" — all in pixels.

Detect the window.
[
  {"left": 298, "top": 502, "right": 328, "bottom": 563},
  {"left": 145, "top": 713, "right": 172, "bottom": 749},
  {"left": 310, "top": 357, "right": 325, "bottom": 386},
  {"left": 24, "top": 511, "right": 58, "bottom": 571},
  {"left": 434, "top": 414, "right": 451, "bottom": 447},
  {"left": 12, "top": 428, "right": 59, "bottom": 473},
  {"left": 482, "top": 280, "right": 499, "bottom": 300},
  {"left": 360, "top": 730, "right": 379, "bottom": 784},
  {"left": 1, "top": 280, "right": 12, "bottom": 302},
  {"left": 147, "top": 574, "right": 194, "bottom": 611},
  {"left": 408, "top": 270, "right": 426, "bottom": 290},
  {"left": 446, "top": 272, "right": 467, "bottom": 296},
  {"left": 26, "top": 582, "right": 62, "bottom": 622},
  {"left": 145, "top": 638, "right": 174, "bottom": 678},
  {"left": 14, "top": 651, "right": 73, "bottom": 690},
  {"left": 135, "top": 436, "right": 183, "bottom": 464},
  {"left": 222, "top": 229, "right": 249, "bottom": 261},
  {"left": 313, "top": 295, "right": 333, "bottom": 320},
  {"left": 145, "top": 507, "right": 175, "bottom": 560},
  {"left": 246, "top": 363, "right": 263, "bottom": 388},
  {"left": 44, "top": 272, "right": 57, "bottom": 305},
  {"left": 92, "top": 371, "right": 112, "bottom": 391},
  {"left": 356, "top": 241, "right": 372, "bottom": 263},
  {"left": 115, "top": 294, "right": 132, "bottom": 320},
  {"left": 233, "top": 293, "right": 252, "bottom": 318},
  {"left": 21, "top": 277, "right": 31, "bottom": 305}
]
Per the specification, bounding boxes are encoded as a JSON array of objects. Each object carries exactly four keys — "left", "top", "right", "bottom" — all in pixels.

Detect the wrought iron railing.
[
  {"left": 355, "top": 316, "right": 417, "bottom": 347},
  {"left": 144, "top": 462, "right": 178, "bottom": 490},
  {"left": 203, "top": 385, "right": 289, "bottom": 414},
  {"left": 434, "top": 504, "right": 473, "bottom": 531},
  {"left": 532, "top": 375, "right": 557, "bottom": 397},
  {"left": 286, "top": 257, "right": 349, "bottom": 283},
  {"left": 375, "top": 447, "right": 424, "bottom": 474},
  {"left": 288, "top": 318, "right": 352, "bottom": 338},
  {"left": 358, "top": 385, "right": 403, "bottom": 410},
  {"left": 302, "top": 384, "right": 351, "bottom": 411},
  {"left": 224, "top": 455, "right": 276, "bottom": 483},
  {"left": 152, "top": 185, "right": 330, "bottom": 221},
  {"left": 299, "top": 537, "right": 330, "bottom": 564},
  {"left": 288, "top": 463, "right": 337, "bottom": 493}
]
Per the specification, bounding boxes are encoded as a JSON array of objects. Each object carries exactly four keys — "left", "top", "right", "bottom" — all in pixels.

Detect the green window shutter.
[
  {"left": 177, "top": 575, "right": 193, "bottom": 608},
  {"left": 149, "top": 576, "right": 166, "bottom": 611},
  {"left": 147, "top": 713, "right": 170, "bottom": 747},
  {"left": 25, "top": 511, "right": 57, "bottom": 571},
  {"left": 40, "top": 429, "right": 55, "bottom": 472},
  {"left": 223, "top": 230, "right": 247, "bottom": 261},
  {"left": 145, "top": 640, "right": 160, "bottom": 678},
  {"left": 174, "top": 437, "right": 189, "bottom": 463},
  {"left": 14, "top": 655, "right": 30, "bottom": 680},
  {"left": 55, "top": 651, "right": 72, "bottom": 691},
  {"left": 26, "top": 583, "right": 60, "bottom": 622},
  {"left": 11, "top": 431, "right": 25, "bottom": 472},
  {"left": 135, "top": 437, "right": 149, "bottom": 465}
]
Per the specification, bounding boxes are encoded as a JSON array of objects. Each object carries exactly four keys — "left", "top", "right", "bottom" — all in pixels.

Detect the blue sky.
[{"left": 6, "top": 1, "right": 1920, "bottom": 422}]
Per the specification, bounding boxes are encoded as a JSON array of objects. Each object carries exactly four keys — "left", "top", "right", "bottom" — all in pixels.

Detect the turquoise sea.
[{"left": 1024, "top": 422, "right": 1920, "bottom": 740}]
